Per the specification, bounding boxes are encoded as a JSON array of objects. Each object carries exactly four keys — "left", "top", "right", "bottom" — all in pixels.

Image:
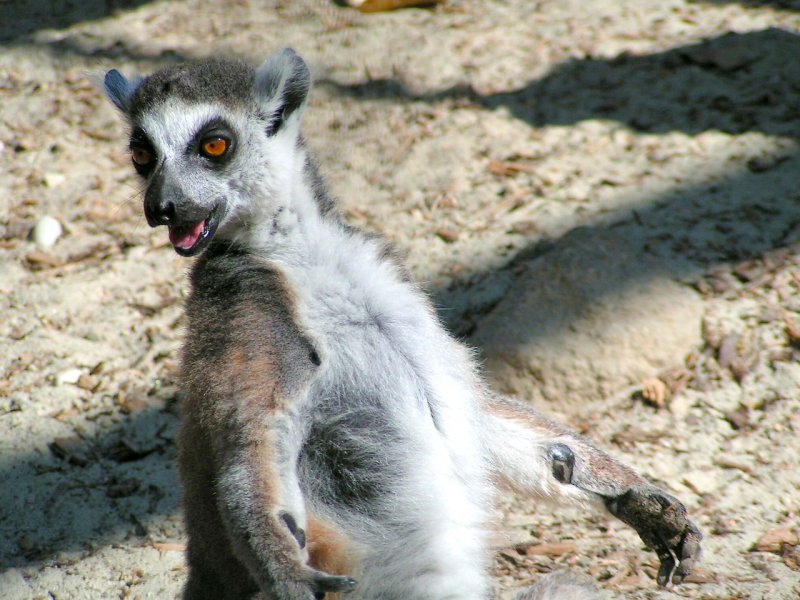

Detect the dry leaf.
[
  {"left": 24, "top": 251, "right": 64, "bottom": 270},
  {"left": 785, "top": 318, "right": 800, "bottom": 346},
  {"left": 522, "top": 541, "right": 577, "bottom": 557},
  {"left": 435, "top": 228, "right": 459, "bottom": 243},
  {"left": 152, "top": 542, "right": 185, "bottom": 553},
  {"left": 684, "top": 568, "right": 719, "bottom": 583},
  {"left": 640, "top": 377, "right": 668, "bottom": 408},
  {"left": 488, "top": 160, "right": 537, "bottom": 177},
  {"left": 754, "top": 528, "right": 799, "bottom": 554},
  {"left": 348, "top": 0, "right": 444, "bottom": 12},
  {"left": 724, "top": 405, "right": 750, "bottom": 431},
  {"left": 106, "top": 478, "right": 142, "bottom": 498}
]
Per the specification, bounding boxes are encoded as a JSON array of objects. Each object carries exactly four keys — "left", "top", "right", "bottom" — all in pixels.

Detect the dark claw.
[
  {"left": 548, "top": 443, "right": 575, "bottom": 484},
  {"left": 279, "top": 511, "right": 306, "bottom": 549},
  {"left": 310, "top": 572, "right": 358, "bottom": 594},
  {"left": 605, "top": 485, "right": 702, "bottom": 586},
  {"left": 656, "top": 548, "right": 676, "bottom": 587}
]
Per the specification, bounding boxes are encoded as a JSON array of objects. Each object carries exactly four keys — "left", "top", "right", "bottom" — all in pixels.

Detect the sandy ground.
[{"left": 2, "top": 0, "right": 800, "bottom": 598}]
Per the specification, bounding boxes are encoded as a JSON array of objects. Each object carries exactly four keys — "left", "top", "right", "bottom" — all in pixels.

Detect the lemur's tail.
[{"left": 514, "top": 570, "right": 602, "bottom": 600}]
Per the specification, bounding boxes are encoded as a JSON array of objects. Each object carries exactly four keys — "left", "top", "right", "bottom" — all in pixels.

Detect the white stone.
[
  {"left": 43, "top": 172, "right": 66, "bottom": 188},
  {"left": 31, "top": 216, "right": 63, "bottom": 248},
  {"left": 56, "top": 368, "right": 83, "bottom": 386}
]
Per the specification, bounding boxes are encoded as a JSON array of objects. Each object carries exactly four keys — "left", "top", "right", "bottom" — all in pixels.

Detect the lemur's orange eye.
[
  {"left": 131, "top": 147, "right": 153, "bottom": 166},
  {"left": 201, "top": 138, "right": 228, "bottom": 158}
]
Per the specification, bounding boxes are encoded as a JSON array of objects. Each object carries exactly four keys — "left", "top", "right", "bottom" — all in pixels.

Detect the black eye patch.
[
  {"left": 190, "top": 118, "right": 237, "bottom": 167},
  {"left": 129, "top": 128, "right": 157, "bottom": 176}
]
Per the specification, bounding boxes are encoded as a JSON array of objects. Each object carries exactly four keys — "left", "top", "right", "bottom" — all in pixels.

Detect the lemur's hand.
[
  {"left": 605, "top": 485, "right": 702, "bottom": 586},
  {"left": 547, "top": 443, "right": 701, "bottom": 586}
]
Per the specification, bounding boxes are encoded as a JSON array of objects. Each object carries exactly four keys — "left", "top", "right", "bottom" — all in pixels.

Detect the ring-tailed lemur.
[{"left": 103, "top": 49, "right": 701, "bottom": 600}]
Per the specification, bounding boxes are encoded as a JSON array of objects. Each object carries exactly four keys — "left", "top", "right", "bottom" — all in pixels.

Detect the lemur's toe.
[
  {"left": 310, "top": 572, "right": 358, "bottom": 594},
  {"left": 279, "top": 511, "right": 306, "bottom": 549},
  {"left": 548, "top": 443, "right": 575, "bottom": 484}
]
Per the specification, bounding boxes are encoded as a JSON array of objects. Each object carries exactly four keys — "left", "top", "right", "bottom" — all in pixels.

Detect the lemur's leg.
[
  {"left": 179, "top": 420, "right": 259, "bottom": 600},
  {"left": 482, "top": 394, "right": 701, "bottom": 586},
  {"left": 179, "top": 408, "right": 357, "bottom": 600}
]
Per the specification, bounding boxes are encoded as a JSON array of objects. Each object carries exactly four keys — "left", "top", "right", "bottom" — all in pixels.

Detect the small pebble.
[
  {"left": 43, "top": 172, "right": 66, "bottom": 188},
  {"left": 31, "top": 216, "right": 63, "bottom": 248},
  {"left": 56, "top": 368, "right": 83, "bottom": 386}
]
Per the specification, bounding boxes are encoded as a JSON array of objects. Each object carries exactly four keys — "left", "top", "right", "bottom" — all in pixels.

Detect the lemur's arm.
[
  {"left": 482, "top": 394, "right": 701, "bottom": 586},
  {"left": 180, "top": 255, "right": 357, "bottom": 600}
]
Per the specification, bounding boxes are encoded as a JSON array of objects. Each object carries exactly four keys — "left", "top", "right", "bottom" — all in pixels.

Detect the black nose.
[
  {"left": 143, "top": 165, "right": 184, "bottom": 227},
  {"left": 154, "top": 199, "right": 176, "bottom": 224},
  {"left": 144, "top": 196, "right": 177, "bottom": 226}
]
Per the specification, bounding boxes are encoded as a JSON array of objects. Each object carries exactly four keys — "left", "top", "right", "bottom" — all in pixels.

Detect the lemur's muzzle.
[
  {"left": 144, "top": 185, "right": 220, "bottom": 257},
  {"left": 167, "top": 208, "right": 220, "bottom": 256}
]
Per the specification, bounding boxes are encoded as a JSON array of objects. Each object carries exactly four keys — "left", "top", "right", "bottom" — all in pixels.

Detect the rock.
[
  {"left": 30, "top": 216, "right": 63, "bottom": 248},
  {"left": 471, "top": 228, "right": 704, "bottom": 408},
  {"left": 49, "top": 436, "right": 93, "bottom": 467}
]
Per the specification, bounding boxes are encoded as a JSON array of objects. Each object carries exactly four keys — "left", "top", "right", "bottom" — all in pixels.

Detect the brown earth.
[{"left": 2, "top": 1, "right": 800, "bottom": 598}]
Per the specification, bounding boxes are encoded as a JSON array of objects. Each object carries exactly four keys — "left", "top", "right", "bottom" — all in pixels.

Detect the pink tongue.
[{"left": 168, "top": 220, "right": 205, "bottom": 250}]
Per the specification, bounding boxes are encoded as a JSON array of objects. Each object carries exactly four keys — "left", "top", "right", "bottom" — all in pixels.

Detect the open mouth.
[{"left": 168, "top": 207, "right": 220, "bottom": 257}]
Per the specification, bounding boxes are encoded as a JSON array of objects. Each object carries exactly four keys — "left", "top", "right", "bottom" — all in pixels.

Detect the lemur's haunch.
[{"left": 104, "top": 49, "right": 701, "bottom": 600}]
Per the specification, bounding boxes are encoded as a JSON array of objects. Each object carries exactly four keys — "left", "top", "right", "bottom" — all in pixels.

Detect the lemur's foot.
[
  {"left": 310, "top": 571, "right": 358, "bottom": 597},
  {"left": 605, "top": 485, "right": 702, "bottom": 586},
  {"left": 278, "top": 512, "right": 358, "bottom": 598},
  {"left": 272, "top": 567, "right": 357, "bottom": 600}
]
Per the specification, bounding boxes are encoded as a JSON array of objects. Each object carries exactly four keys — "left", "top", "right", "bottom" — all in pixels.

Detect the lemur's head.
[{"left": 104, "top": 49, "right": 310, "bottom": 256}]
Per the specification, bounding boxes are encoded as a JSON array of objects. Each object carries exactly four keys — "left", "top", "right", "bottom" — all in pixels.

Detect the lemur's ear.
[
  {"left": 255, "top": 48, "right": 311, "bottom": 136},
  {"left": 103, "top": 69, "right": 143, "bottom": 114}
]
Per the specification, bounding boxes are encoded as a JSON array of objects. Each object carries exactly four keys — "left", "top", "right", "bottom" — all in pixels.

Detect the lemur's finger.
[{"left": 672, "top": 523, "right": 703, "bottom": 584}]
